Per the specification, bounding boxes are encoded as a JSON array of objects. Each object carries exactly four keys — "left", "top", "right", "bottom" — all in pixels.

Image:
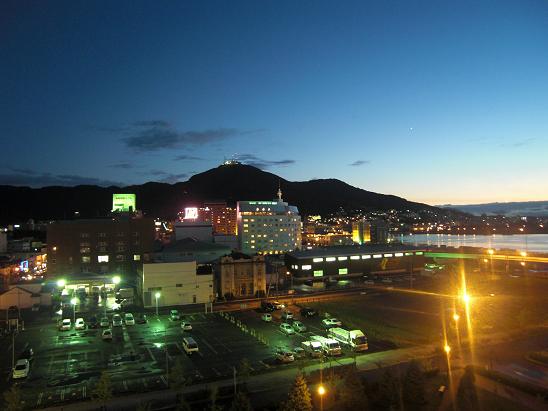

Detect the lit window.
[
  {"left": 81, "top": 256, "right": 90, "bottom": 263},
  {"left": 338, "top": 256, "right": 348, "bottom": 261},
  {"left": 338, "top": 268, "right": 348, "bottom": 275},
  {"left": 301, "top": 265, "right": 312, "bottom": 270},
  {"left": 373, "top": 254, "right": 382, "bottom": 258},
  {"left": 133, "top": 254, "right": 141, "bottom": 261},
  {"left": 350, "top": 256, "right": 360, "bottom": 260},
  {"left": 98, "top": 255, "right": 109, "bottom": 263},
  {"left": 362, "top": 255, "right": 371, "bottom": 259},
  {"left": 313, "top": 270, "right": 323, "bottom": 277},
  {"left": 405, "top": 252, "right": 413, "bottom": 256},
  {"left": 326, "top": 257, "right": 336, "bottom": 262},
  {"left": 384, "top": 254, "right": 393, "bottom": 258},
  {"left": 395, "top": 253, "right": 404, "bottom": 257},
  {"left": 313, "top": 258, "right": 324, "bottom": 262},
  {"left": 415, "top": 252, "right": 423, "bottom": 255}
]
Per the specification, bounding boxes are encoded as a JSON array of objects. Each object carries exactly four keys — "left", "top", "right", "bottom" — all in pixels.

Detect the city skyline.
[{"left": 2, "top": 1, "right": 548, "bottom": 205}]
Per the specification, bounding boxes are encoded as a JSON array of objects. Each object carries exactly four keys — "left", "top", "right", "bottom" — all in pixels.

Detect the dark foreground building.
[{"left": 285, "top": 244, "right": 426, "bottom": 283}]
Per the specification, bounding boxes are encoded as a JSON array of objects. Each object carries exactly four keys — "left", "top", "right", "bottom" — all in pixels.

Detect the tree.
[
  {"left": 209, "top": 386, "right": 222, "bottom": 411},
  {"left": 3, "top": 386, "right": 23, "bottom": 411},
  {"left": 92, "top": 371, "right": 113, "bottom": 408},
  {"left": 280, "top": 373, "right": 312, "bottom": 411},
  {"left": 373, "top": 367, "right": 401, "bottom": 411},
  {"left": 230, "top": 391, "right": 253, "bottom": 411},
  {"left": 238, "top": 358, "right": 253, "bottom": 387},
  {"left": 339, "top": 367, "right": 368, "bottom": 411},
  {"left": 402, "top": 360, "right": 426, "bottom": 411},
  {"left": 456, "top": 367, "right": 479, "bottom": 411},
  {"left": 135, "top": 401, "right": 151, "bottom": 411},
  {"left": 170, "top": 358, "right": 187, "bottom": 391}
]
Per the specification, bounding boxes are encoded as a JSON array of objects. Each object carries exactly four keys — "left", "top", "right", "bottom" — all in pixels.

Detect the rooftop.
[{"left": 287, "top": 244, "right": 425, "bottom": 259}]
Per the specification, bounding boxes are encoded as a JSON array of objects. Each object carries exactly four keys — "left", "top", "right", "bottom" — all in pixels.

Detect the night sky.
[{"left": 2, "top": 0, "right": 548, "bottom": 205}]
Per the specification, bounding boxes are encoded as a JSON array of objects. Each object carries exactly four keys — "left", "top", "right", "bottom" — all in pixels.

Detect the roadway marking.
[
  {"left": 146, "top": 346, "right": 157, "bottom": 363},
  {"left": 259, "top": 360, "right": 271, "bottom": 369},
  {"left": 200, "top": 337, "right": 218, "bottom": 355}
]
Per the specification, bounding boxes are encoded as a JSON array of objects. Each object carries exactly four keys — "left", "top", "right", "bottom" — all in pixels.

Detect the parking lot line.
[{"left": 200, "top": 337, "right": 218, "bottom": 355}]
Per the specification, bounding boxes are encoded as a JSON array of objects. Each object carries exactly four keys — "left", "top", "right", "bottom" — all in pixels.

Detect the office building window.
[
  {"left": 98, "top": 255, "right": 109, "bottom": 263},
  {"left": 116, "top": 255, "right": 125, "bottom": 261},
  {"left": 80, "top": 247, "right": 91, "bottom": 254},
  {"left": 301, "top": 265, "right": 312, "bottom": 270},
  {"left": 133, "top": 254, "right": 141, "bottom": 261},
  {"left": 82, "top": 256, "right": 91, "bottom": 263},
  {"left": 313, "top": 270, "right": 323, "bottom": 277},
  {"left": 338, "top": 268, "right": 348, "bottom": 275}
]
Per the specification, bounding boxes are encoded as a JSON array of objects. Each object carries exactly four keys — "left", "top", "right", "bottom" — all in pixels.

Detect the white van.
[{"left": 182, "top": 337, "right": 199, "bottom": 355}]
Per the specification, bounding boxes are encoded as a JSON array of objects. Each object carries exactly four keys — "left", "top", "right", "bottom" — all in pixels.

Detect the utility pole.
[{"left": 233, "top": 366, "right": 237, "bottom": 394}]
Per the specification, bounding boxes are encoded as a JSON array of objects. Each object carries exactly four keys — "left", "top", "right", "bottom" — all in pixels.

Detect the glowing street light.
[
  {"left": 444, "top": 344, "right": 451, "bottom": 354},
  {"left": 487, "top": 249, "right": 494, "bottom": 255},
  {"left": 112, "top": 275, "right": 121, "bottom": 285},
  {"left": 520, "top": 251, "right": 527, "bottom": 258},
  {"left": 453, "top": 313, "right": 460, "bottom": 322},
  {"left": 155, "top": 292, "right": 161, "bottom": 316},
  {"left": 318, "top": 385, "right": 326, "bottom": 411},
  {"left": 57, "top": 279, "right": 66, "bottom": 288},
  {"left": 462, "top": 292, "right": 470, "bottom": 304}
]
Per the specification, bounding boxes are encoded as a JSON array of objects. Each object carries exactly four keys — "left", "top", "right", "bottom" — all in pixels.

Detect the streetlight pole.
[
  {"left": 71, "top": 298, "right": 77, "bottom": 326},
  {"left": 155, "top": 292, "right": 161, "bottom": 317}
]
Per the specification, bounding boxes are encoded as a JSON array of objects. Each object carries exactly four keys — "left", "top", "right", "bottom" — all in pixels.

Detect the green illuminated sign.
[
  {"left": 313, "top": 270, "right": 324, "bottom": 277},
  {"left": 338, "top": 268, "right": 348, "bottom": 275},
  {"left": 112, "top": 194, "right": 136, "bottom": 212}
]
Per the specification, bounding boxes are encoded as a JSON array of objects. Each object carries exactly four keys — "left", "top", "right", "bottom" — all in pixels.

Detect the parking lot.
[
  {"left": 1, "top": 308, "right": 276, "bottom": 409},
  {"left": 1, "top": 291, "right": 402, "bottom": 409}
]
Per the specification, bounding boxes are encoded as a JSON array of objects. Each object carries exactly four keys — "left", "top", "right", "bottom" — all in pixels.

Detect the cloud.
[
  {"left": 510, "top": 138, "right": 535, "bottom": 148},
  {"left": 349, "top": 160, "right": 370, "bottom": 166},
  {"left": 148, "top": 169, "right": 169, "bottom": 176},
  {"left": 235, "top": 154, "right": 296, "bottom": 169},
  {"left": 122, "top": 120, "right": 244, "bottom": 152},
  {"left": 158, "top": 173, "right": 188, "bottom": 184},
  {"left": 108, "top": 163, "right": 134, "bottom": 169},
  {"left": 0, "top": 169, "right": 123, "bottom": 187},
  {"left": 173, "top": 154, "right": 204, "bottom": 161}
]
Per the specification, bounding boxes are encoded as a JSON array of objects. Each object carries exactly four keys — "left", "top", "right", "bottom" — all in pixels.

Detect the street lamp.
[
  {"left": 71, "top": 297, "right": 77, "bottom": 326},
  {"left": 520, "top": 251, "right": 527, "bottom": 258},
  {"left": 453, "top": 313, "right": 460, "bottom": 322},
  {"left": 112, "top": 275, "right": 121, "bottom": 285},
  {"left": 487, "top": 249, "right": 494, "bottom": 255},
  {"left": 318, "top": 385, "right": 326, "bottom": 411},
  {"left": 57, "top": 279, "right": 66, "bottom": 288},
  {"left": 155, "top": 292, "right": 161, "bottom": 316}
]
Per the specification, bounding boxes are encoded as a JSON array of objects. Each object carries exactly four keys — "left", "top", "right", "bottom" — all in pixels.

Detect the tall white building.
[{"left": 237, "top": 189, "right": 302, "bottom": 255}]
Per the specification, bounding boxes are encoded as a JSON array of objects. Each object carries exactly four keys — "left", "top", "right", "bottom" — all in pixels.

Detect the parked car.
[
  {"left": 261, "top": 313, "right": 272, "bottom": 322},
  {"left": 280, "top": 323, "right": 295, "bottom": 335},
  {"left": 100, "top": 317, "right": 110, "bottom": 328},
  {"left": 88, "top": 316, "right": 99, "bottom": 329},
  {"left": 281, "top": 310, "right": 293, "bottom": 321},
  {"left": 273, "top": 301, "right": 285, "bottom": 310},
  {"left": 12, "top": 359, "right": 30, "bottom": 379},
  {"left": 322, "top": 318, "right": 342, "bottom": 329},
  {"left": 59, "top": 318, "right": 71, "bottom": 331},
  {"left": 124, "top": 313, "right": 135, "bottom": 326},
  {"left": 170, "top": 310, "right": 180, "bottom": 321},
  {"left": 112, "top": 314, "right": 123, "bottom": 327},
  {"left": 180, "top": 321, "right": 192, "bottom": 331},
  {"left": 102, "top": 329, "right": 113, "bottom": 341},
  {"left": 182, "top": 337, "right": 199, "bottom": 355},
  {"left": 260, "top": 301, "right": 275, "bottom": 312},
  {"left": 275, "top": 349, "right": 295, "bottom": 363},
  {"left": 136, "top": 314, "right": 148, "bottom": 324},
  {"left": 292, "top": 321, "right": 307, "bottom": 333},
  {"left": 292, "top": 347, "right": 306, "bottom": 359},
  {"left": 75, "top": 318, "right": 86, "bottom": 330},
  {"left": 300, "top": 307, "right": 317, "bottom": 317}
]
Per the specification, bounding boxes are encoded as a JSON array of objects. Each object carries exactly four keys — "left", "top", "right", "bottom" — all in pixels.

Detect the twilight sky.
[{"left": 1, "top": 0, "right": 548, "bottom": 205}]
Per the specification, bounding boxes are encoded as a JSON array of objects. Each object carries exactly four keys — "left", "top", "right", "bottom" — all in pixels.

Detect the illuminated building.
[
  {"left": 217, "top": 253, "right": 266, "bottom": 298},
  {"left": 237, "top": 189, "right": 301, "bottom": 255},
  {"left": 352, "top": 220, "right": 371, "bottom": 245},
  {"left": 203, "top": 202, "right": 237, "bottom": 235},
  {"left": 285, "top": 245, "right": 425, "bottom": 284},
  {"left": 112, "top": 193, "right": 136, "bottom": 213},
  {"left": 47, "top": 215, "right": 155, "bottom": 278},
  {"left": 174, "top": 206, "right": 213, "bottom": 242}
]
